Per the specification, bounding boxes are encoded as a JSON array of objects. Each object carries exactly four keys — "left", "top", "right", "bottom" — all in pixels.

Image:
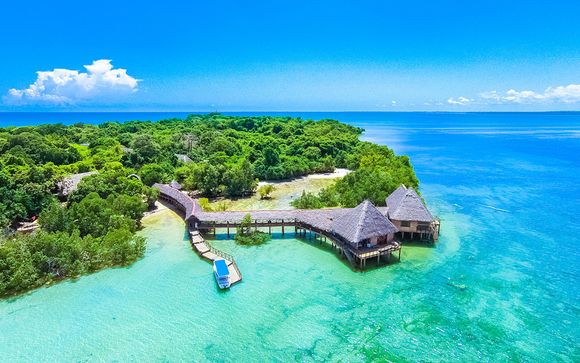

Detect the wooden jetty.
[
  {"left": 189, "top": 229, "right": 242, "bottom": 286},
  {"left": 152, "top": 183, "right": 428, "bottom": 270}
]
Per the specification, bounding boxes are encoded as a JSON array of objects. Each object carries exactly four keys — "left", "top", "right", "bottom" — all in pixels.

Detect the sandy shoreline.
[
  {"left": 144, "top": 169, "right": 351, "bottom": 214},
  {"left": 257, "top": 168, "right": 350, "bottom": 187},
  {"left": 143, "top": 201, "right": 168, "bottom": 218}
]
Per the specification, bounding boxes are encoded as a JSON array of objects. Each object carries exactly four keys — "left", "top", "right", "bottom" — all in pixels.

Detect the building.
[
  {"left": 330, "top": 200, "right": 398, "bottom": 249},
  {"left": 56, "top": 171, "right": 98, "bottom": 197},
  {"left": 385, "top": 185, "right": 439, "bottom": 241},
  {"left": 175, "top": 154, "right": 193, "bottom": 163},
  {"left": 169, "top": 180, "right": 182, "bottom": 190}
]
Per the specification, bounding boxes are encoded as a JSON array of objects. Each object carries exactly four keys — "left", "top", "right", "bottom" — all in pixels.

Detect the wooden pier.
[
  {"left": 189, "top": 229, "right": 242, "bottom": 286},
  {"left": 154, "top": 183, "right": 403, "bottom": 271}
]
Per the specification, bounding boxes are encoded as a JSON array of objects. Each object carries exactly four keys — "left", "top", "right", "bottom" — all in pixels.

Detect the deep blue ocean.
[{"left": 1, "top": 112, "right": 579, "bottom": 361}]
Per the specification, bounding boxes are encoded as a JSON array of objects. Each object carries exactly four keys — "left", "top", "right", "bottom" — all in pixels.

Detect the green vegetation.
[
  {"left": 1, "top": 114, "right": 417, "bottom": 225},
  {"left": 258, "top": 184, "right": 276, "bottom": 199},
  {"left": 197, "top": 198, "right": 229, "bottom": 212},
  {"left": 0, "top": 173, "right": 149, "bottom": 297},
  {"left": 292, "top": 143, "right": 419, "bottom": 208},
  {"left": 234, "top": 214, "right": 271, "bottom": 246},
  {"left": 291, "top": 191, "right": 325, "bottom": 209},
  {"left": 0, "top": 114, "right": 419, "bottom": 296}
]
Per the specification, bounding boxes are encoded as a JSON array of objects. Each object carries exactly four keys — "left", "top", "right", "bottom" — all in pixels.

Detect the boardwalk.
[
  {"left": 189, "top": 230, "right": 242, "bottom": 285},
  {"left": 154, "top": 183, "right": 402, "bottom": 270}
]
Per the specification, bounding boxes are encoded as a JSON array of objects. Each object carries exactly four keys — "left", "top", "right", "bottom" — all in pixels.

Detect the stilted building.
[
  {"left": 330, "top": 200, "right": 397, "bottom": 249},
  {"left": 385, "top": 185, "right": 440, "bottom": 241},
  {"left": 152, "top": 182, "right": 441, "bottom": 270}
]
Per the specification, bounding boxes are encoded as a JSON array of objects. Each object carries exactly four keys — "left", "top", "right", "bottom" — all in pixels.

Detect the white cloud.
[
  {"left": 480, "top": 84, "right": 580, "bottom": 104},
  {"left": 447, "top": 96, "right": 472, "bottom": 105},
  {"left": 4, "top": 59, "right": 139, "bottom": 105}
]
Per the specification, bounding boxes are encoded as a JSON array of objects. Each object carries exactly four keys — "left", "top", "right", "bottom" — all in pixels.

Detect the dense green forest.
[{"left": 0, "top": 114, "right": 418, "bottom": 296}]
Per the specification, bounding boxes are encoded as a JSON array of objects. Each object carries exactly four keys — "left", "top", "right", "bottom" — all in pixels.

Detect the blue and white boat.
[{"left": 213, "top": 259, "right": 231, "bottom": 289}]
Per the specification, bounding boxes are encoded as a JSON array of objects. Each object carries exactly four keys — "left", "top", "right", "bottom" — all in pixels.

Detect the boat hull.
[{"left": 213, "top": 259, "right": 231, "bottom": 289}]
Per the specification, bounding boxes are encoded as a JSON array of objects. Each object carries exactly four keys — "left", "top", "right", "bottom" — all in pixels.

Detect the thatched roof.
[
  {"left": 153, "top": 183, "right": 195, "bottom": 220},
  {"left": 386, "top": 185, "right": 433, "bottom": 222},
  {"left": 57, "top": 171, "right": 98, "bottom": 196},
  {"left": 175, "top": 154, "right": 193, "bottom": 163},
  {"left": 169, "top": 180, "right": 182, "bottom": 190},
  {"left": 330, "top": 200, "right": 398, "bottom": 244},
  {"left": 194, "top": 208, "right": 298, "bottom": 224}
]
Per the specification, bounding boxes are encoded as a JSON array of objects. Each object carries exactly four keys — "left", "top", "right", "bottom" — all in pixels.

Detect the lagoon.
[{"left": 1, "top": 112, "right": 579, "bottom": 361}]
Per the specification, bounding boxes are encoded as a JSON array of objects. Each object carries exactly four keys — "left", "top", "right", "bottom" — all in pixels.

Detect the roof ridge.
[
  {"left": 353, "top": 200, "right": 369, "bottom": 243},
  {"left": 388, "top": 186, "right": 433, "bottom": 222}
]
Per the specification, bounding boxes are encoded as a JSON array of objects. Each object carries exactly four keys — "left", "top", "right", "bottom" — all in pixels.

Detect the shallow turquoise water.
[{"left": 1, "top": 113, "right": 579, "bottom": 361}]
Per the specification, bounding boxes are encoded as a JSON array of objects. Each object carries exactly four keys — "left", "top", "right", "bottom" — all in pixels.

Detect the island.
[{"left": 0, "top": 114, "right": 436, "bottom": 296}]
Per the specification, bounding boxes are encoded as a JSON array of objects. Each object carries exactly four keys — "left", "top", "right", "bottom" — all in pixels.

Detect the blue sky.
[{"left": 1, "top": 0, "right": 580, "bottom": 111}]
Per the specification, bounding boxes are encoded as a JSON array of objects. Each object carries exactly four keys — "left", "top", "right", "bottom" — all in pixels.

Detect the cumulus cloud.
[
  {"left": 480, "top": 84, "right": 580, "bottom": 104},
  {"left": 4, "top": 59, "right": 139, "bottom": 105},
  {"left": 447, "top": 96, "right": 472, "bottom": 105}
]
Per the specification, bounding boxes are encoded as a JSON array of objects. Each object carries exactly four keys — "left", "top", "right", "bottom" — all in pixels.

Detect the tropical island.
[{"left": 0, "top": 114, "right": 430, "bottom": 297}]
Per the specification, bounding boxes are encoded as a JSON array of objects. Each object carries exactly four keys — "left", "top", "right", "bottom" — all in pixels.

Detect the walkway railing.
[
  {"left": 207, "top": 243, "right": 234, "bottom": 262},
  {"left": 199, "top": 232, "right": 243, "bottom": 281}
]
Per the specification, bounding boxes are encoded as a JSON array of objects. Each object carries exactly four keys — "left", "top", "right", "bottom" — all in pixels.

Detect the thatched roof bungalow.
[
  {"left": 331, "top": 200, "right": 397, "bottom": 248},
  {"left": 386, "top": 185, "right": 439, "bottom": 240}
]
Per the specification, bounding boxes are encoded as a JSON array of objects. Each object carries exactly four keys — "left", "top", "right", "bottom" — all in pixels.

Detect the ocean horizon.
[{"left": 1, "top": 111, "right": 580, "bottom": 128}]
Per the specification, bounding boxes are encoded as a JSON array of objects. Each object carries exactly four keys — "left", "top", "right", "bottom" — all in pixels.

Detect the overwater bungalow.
[
  {"left": 330, "top": 200, "right": 397, "bottom": 249},
  {"left": 386, "top": 185, "right": 440, "bottom": 241}
]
